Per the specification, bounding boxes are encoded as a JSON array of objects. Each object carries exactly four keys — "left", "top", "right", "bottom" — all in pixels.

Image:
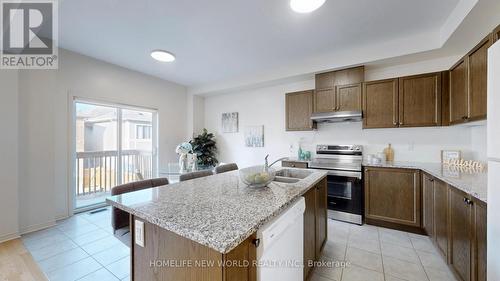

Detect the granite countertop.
[
  {"left": 106, "top": 168, "right": 327, "bottom": 254},
  {"left": 283, "top": 157, "right": 311, "bottom": 163},
  {"left": 362, "top": 161, "right": 488, "bottom": 203}
]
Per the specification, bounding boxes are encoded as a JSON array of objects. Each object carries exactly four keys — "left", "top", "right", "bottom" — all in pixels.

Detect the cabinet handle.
[
  {"left": 463, "top": 198, "right": 473, "bottom": 205},
  {"left": 252, "top": 238, "right": 260, "bottom": 247}
]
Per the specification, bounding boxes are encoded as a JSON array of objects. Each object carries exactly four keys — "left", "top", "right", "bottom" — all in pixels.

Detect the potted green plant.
[{"left": 190, "top": 129, "right": 218, "bottom": 169}]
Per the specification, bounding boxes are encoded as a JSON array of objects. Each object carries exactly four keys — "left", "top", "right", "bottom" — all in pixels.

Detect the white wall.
[
  {"left": 16, "top": 49, "right": 188, "bottom": 232},
  {"left": 203, "top": 59, "right": 487, "bottom": 168},
  {"left": 0, "top": 70, "right": 20, "bottom": 242},
  {"left": 186, "top": 94, "right": 206, "bottom": 138}
]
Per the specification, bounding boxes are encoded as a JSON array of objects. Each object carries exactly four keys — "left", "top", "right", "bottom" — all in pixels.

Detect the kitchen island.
[{"left": 106, "top": 168, "right": 328, "bottom": 281}]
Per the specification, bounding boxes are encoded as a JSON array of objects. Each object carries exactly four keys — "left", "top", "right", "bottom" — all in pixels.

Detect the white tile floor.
[
  {"left": 22, "top": 209, "right": 456, "bottom": 281},
  {"left": 21, "top": 207, "right": 129, "bottom": 281},
  {"left": 312, "top": 220, "right": 458, "bottom": 281}
]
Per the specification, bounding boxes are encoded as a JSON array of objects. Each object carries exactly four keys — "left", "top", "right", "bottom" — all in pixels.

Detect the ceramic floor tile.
[
  {"left": 314, "top": 256, "right": 343, "bottom": 281},
  {"left": 60, "top": 223, "right": 100, "bottom": 239},
  {"left": 106, "top": 256, "right": 130, "bottom": 280},
  {"left": 383, "top": 256, "right": 429, "bottom": 281},
  {"left": 57, "top": 216, "right": 92, "bottom": 231},
  {"left": 30, "top": 239, "right": 79, "bottom": 261},
  {"left": 120, "top": 276, "right": 130, "bottom": 281},
  {"left": 385, "top": 275, "right": 409, "bottom": 281},
  {"left": 38, "top": 247, "right": 89, "bottom": 273},
  {"left": 417, "top": 250, "right": 448, "bottom": 270},
  {"left": 345, "top": 247, "right": 383, "bottom": 272},
  {"left": 93, "top": 243, "right": 130, "bottom": 266},
  {"left": 341, "top": 264, "right": 384, "bottom": 281},
  {"left": 381, "top": 241, "right": 421, "bottom": 264},
  {"left": 22, "top": 227, "right": 62, "bottom": 243},
  {"left": 81, "top": 210, "right": 111, "bottom": 223},
  {"left": 411, "top": 237, "right": 437, "bottom": 253},
  {"left": 311, "top": 273, "right": 337, "bottom": 281},
  {"left": 71, "top": 229, "right": 111, "bottom": 246},
  {"left": 23, "top": 232, "right": 70, "bottom": 251},
  {"left": 323, "top": 241, "right": 347, "bottom": 261},
  {"left": 47, "top": 257, "right": 102, "bottom": 281},
  {"left": 379, "top": 230, "right": 413, "bottom": 249},
  {"left": 425, "top": 266, "right": 458, "bottom": 281},
  {"left": 81, "top": 236, "right": 122, "bottom": 255},
  {"left": 347, "top": 235, "right": 380, "bottom": 254},
  {"left": 77, "top": 268, "right": 119, "bottom": 281}
]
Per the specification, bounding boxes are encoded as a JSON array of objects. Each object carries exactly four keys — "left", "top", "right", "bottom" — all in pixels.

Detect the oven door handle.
[{"left": 324, "top": 170, "right": 362, "bottom": 179}]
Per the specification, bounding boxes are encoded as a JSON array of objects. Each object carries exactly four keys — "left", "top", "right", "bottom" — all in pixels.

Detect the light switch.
[{"left": 135, "top": 220, "right": 145, "bottom": 247}]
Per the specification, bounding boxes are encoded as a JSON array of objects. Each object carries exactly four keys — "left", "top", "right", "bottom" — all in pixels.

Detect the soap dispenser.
[{"left": 384, "top": 144, "right": 395, "bottom": 162}]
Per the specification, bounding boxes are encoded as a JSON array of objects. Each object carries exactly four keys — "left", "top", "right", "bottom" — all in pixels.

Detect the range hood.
[{"left": 310, "top": 111, "right": 362, "bottom": 123}]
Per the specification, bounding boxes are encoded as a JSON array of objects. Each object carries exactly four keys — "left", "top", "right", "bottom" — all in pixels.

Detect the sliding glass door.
[{"left": 74, "top": 100, "right": 158, "bottom": 210}]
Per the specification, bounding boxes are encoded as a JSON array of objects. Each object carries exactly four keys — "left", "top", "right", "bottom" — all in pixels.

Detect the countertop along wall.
[
  {"left": 203, "top": 58, "right": 487, "bottom": 168},
  {"left": 17, "top": 49, "right": 188, "bottom": 233}
]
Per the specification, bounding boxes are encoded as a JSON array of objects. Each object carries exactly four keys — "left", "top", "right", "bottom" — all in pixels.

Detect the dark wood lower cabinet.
[
  {"left": 303, "top": 187, "right": 316, "bottom": 280},
  {"left": 304, "top": 178, "right": 327, "bottom": 280},
  {"left": 450, "top": 187, "right": 473, "bottom": 281},
  {"left": 131, "top": 216, "right": 256, "bottom": 281},
  {"left": 434, "top": 179, "right": 449, "bottom": 259},
  {"left": 315, "top": 179, "right": 327, "bottom": 258},
  {"left": 282, "top": 161, "right": 308, "bottom": 169},
  {"left": 422, "top": 173, "right": 435, "bottom": 237},
  {"left": 472, "top": 198, "right": 487, "bottom": 281},
  {"left": 364, "top": 167, "right": 421, "bottom": 228},
  {"left": 366, "top": 167, "right": 486, "bottom": 281}
]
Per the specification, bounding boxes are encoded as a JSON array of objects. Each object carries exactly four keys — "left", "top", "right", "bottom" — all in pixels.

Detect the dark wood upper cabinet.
[
  {"left": 285, "top": 90, "right": 316, "bottom": 131},
  {"left": 362, "top": 79, "right": 399, "bottom": 129},
  {"left": 422, "top": 173, "right": 435, "bottom": 238},
  {"left": 364, "top": 167, "right": 421, "bottom": 227},
  {"left": 398, "top": 73, "right": 442, "bottom": 127},
  {"left": 449, "top": 34, "right": 491, "bottom": 125},
  {"left": 472, "top": 198, "right": 487, "bottom": 281},
  {"left": 450, "top": 187, "right": 473, "bottom": 281},
  {"left": 449, "top": 59, "right": 469, "bottom": 124},
  {"left": 315, "top": 72, "right": 335, "bottom": 90},
  {"left": 314, "top": 88, "right": 336, "bottom": 113},
  {"left": 314, "top": 66, "right": 364, "bottom": 113},
  {"left": 336, "top": 83, "right": 362, "bottom": 111},
  {"left": 468, "top": 37, "right": 490, "bottom": 121},
  {"left": 434, "top": 179, "right": 449, "bottom": 260}
]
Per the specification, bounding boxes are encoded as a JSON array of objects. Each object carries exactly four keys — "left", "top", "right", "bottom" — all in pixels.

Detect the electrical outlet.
[{"left": 135, "top": 220, "right": 145, "bottom": 247}]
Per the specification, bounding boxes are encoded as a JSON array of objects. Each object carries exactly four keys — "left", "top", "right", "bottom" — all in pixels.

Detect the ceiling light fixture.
[
  {"left": 290, "top": 0, "right": 325, "bottom": 13},
  {"left": 150, "top": 50, "right": 176, "bottom": 62}
]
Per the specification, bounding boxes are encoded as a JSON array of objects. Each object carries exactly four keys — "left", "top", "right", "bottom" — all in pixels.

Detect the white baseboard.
[
  {"left": 0, "top": 232, "right": 21, "bottom": 244},
  {"left": 20, "top": 220, "right": 57, "bottom": 236}
]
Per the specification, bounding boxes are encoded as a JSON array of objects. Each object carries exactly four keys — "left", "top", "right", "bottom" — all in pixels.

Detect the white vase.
[{"left": 179, "top": 154, "right": 188, "bottom": 172}]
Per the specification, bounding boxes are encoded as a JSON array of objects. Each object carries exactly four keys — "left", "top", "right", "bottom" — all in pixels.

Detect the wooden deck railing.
[{"left": 76, "top": 150, "right": 153, "bottom": 197}]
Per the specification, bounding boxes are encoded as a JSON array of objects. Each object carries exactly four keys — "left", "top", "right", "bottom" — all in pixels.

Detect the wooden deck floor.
[{"left": 0, "top": 239, "right": 48, "bottom": 281}]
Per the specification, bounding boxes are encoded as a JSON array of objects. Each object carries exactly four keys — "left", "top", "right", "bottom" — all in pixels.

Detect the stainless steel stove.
[{"left": 309, "top": 145, "right": 363, "bottom": 225}]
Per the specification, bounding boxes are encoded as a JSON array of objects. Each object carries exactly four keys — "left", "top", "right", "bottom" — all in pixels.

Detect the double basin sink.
[{"left": 273, "top": 168, "right": 313, "bottom": 184}]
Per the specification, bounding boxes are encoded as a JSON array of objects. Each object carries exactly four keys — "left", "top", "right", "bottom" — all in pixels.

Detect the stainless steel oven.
[{"left": 309, "top": 145, "right": 363, "bottom": 225}]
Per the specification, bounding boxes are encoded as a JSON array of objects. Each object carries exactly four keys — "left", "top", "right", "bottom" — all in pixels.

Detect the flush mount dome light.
[
  {"left": 290, "top": 0, "right": 325, "bottom": 13},
  {"left": 151, "top": 50, "right": 176, "bottom": 62}
]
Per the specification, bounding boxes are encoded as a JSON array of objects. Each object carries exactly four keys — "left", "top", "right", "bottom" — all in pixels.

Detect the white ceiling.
[{"left": 58, "top": 0, "right": 471, "bottom": 91}]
